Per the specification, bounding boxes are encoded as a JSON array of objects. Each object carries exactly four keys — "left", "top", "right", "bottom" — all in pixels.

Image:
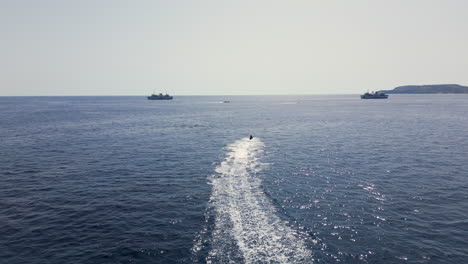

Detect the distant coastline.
[{"left": 379, "top": 84, "right": 468, "bottom": 94}]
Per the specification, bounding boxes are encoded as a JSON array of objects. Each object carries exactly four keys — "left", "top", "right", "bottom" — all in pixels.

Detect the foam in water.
[{"left": 194, "top": 137, "right": 313, "bottom": 263}]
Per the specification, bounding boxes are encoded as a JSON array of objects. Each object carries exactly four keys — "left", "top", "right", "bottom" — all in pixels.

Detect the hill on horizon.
[{"left": 380, "top": 84, "right": 468, "bottom": 94}]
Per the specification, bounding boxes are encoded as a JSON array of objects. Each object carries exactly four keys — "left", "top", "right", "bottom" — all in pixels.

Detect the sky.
[{"left": 1, "top": 0, "right": 468, "bottom": 96}]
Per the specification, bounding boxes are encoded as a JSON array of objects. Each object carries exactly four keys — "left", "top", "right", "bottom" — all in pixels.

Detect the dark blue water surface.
[{"left": 1, "top": 95, "right": 467, "bottom": 263}]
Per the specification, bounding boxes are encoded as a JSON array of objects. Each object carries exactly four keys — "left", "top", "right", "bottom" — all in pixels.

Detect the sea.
[{"left": 1, "top": 95, "right": 467, "bottom": 264}]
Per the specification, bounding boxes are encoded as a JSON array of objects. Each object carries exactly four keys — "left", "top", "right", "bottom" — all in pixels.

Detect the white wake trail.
[{"left": 202, "top": 137, "right": 312, "bottom": 264}]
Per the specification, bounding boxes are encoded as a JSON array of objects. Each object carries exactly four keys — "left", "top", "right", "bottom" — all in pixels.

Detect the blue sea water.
[{"left": 1, "top": 95, "right": 467, "bottom": 264}]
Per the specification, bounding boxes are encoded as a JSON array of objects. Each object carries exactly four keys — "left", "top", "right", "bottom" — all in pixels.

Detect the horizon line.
[{"left": 0, "top": 93, "right": 369, "bottom": 97}]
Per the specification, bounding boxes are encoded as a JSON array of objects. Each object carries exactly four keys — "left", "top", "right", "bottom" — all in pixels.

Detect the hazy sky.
[{"left": 1, "top": 0, "right": 468, "bottom": 95}]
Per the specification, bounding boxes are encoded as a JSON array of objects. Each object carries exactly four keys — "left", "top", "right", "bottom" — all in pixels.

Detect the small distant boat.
[
  {"left": 147, "top": 93, "right": 173, "bottom": 100},
  {"left": 361, "top": 91, "right": 388, "bottom": 99},
  {"left": 222, "top": 100, "right": 230, "bottom": 103}
]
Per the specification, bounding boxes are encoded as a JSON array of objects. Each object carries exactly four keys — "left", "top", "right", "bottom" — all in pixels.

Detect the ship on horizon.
[
  {"left": 147, "top": 93, "right": 173, "bottom": 100},
  {"left": 360, "top": 91, "right": 389, "bottom": 99}
]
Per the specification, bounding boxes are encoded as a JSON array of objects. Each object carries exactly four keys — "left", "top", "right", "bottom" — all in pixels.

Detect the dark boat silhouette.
[
  {"left": 147, "top": 93, "right": 173, "bottom": 100},
  {"left": 360, "top": 91, "right": 388, "bottom": 99}
]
